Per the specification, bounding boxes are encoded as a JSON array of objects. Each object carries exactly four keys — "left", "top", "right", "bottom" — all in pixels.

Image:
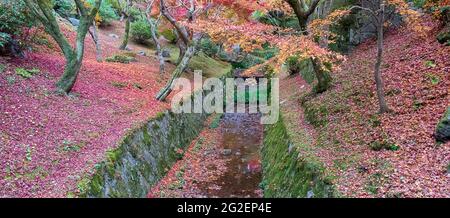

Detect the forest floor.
[
  {"left": 285, "top": 22, "right": 449, "bottom": 197},
  {"left": 0, "top": 18, "right": 232, "bottom": 197},
  {"left": 0, "top": 20, "right": 179, "bottom": 197}
]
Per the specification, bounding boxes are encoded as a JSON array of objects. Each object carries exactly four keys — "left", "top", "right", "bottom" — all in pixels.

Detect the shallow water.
[{"left": 198, "top": 111, "right": 263, "bottom": 197}]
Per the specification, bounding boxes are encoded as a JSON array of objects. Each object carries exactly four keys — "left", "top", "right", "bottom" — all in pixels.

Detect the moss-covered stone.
[
  {"left": 435, "top": 106, "right": 450, "bottom": 143},
  {"left": 261, "top": 114, "right": 334, "bottom": 198},
  {"left": 78, "top": 108, "right": 207, "bottom": 198},
  {"left": 437, "top": 9, "right": 450, "bottom": 46}
]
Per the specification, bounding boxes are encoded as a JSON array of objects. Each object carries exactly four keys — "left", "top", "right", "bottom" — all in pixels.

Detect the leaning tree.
[
  {"left": 24, "top": 0, "right": 102, "bottom": 93},
  {"left": 154, "top": 0, "right": 211, "bottom": 101}
]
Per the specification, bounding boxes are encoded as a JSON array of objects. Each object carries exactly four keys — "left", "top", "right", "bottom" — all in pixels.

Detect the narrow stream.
[{"left": 198, "top": 111, "right": 263, "bottom": 198}]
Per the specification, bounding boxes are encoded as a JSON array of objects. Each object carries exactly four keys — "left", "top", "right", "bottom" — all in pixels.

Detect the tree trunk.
[
  {"left": 374, "top": 3, "right": 390, "bottom": 113},
  {"left": 24, "top": 0, "right": 101, "bottom": 94},
  {"left": 150, "top": 25, "right": 165, "bottom": 74},
  {"left": 56, "top": 54, "right": 83, "bottom": 93},
  {"left": 56, "top": 18, "right": 90, "bottom": 93},
  {"left": 89, "top": 21, "right": 102, "bottom": 62},
  {"left": 286, "top": 0, "right": 333, "bottom": 92},
  {"left": 176, "top": 39, "right": 187, "bottom": 65},
  {"left": 298, "top": 18, "right": 308, "bottom": 32},
  {"left": 285, "top": 0, "right": 319, "bottom": 32},
  {"left": 156, "top": 35, "right": 201, "bottom": 101},
  {"left": 120, "top": 16, "right": 131, "bottom": 50},
  {"left": 311, "top": 58, "right": 331, "bottom": 93},
  {"left": 145, "top": 1, "right": 165, "bottom": 74}
]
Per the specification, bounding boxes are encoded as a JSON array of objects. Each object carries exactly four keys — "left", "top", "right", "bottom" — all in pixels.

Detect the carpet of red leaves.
[
  {"left": 0, "top": 24, "right": 171, "bottom": 197},
  {"left": 288, "top": 22, "right": 449, "bottom": 197}
]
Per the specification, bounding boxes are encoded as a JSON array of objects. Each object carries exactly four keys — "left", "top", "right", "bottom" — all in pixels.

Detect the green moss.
[
  {"left": 155, "top": 111, "right": 165, "bottom": 121},
  {"left": 111, "top": 81, "right": 128, "bottom": 88},
  {"left": 77, "top": 178, "right": 91, "bottom": 195},
  {"left": 303, "top": 102, "right": 329, "bottom": 128},
  {"left": 369, "top": 140, "right": 399, "bottom": 151},
  {"left": 104, "top": 147, "right": 124, "bottom": 177},
  {"left": 365, "top": 173, "right": 384, "bottom": 195},
  {"left": 15, "top": 67, "right": 40, "bottom": 79},
  {"left": 89, "top": 172, "right": 104, "bottom": 196},
  {"left": 209, "top": 113, "right": 222, "bottom": 129},
  {"left": 78, "top": 104, "right": 208, "bottom": 197},
  {"left": 106, "top": 54, "right": 136, "bottom": 63},
  {"left": 142, "top": 127, "right": 152, "bottom": 145},
  {"left": 159, "top": 29, "right": 177, "bottom": 43},
  {"left": 368, "top": 114, "right": 381, "bottom": 127},
  {"left": 437, "top": 107, "right": 450, "bottom": 130},
  {"left": 262, "top": 114, "right": 334, "bottom": 198},
  {"left": 167, "top": 46, "right": 232, "bottom": 78},
  {"left": 188, "top": 52, "right": 232, "bottom": 78},
  {"left": 0, "top": 64, "right": 5, "bottom": 73}
]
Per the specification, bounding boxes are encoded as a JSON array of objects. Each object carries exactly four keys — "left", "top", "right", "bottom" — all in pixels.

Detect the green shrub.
[
  {"left": 160, "top": 28, "right": 177, "bottom": 43},
  {"left": 130, "top": 19, "right": 152, "bottom": 44},
  {"left": 286, "top": 56, "right": 301, "bottom": 75},
  {"left": 251, "top": 44, "right": 278, "bottom": 60},
  {"left": 105, "top": 0, "right": 121, "bottom": 11},
  {"left": 260, "top": 64, "right": 275, "bottom": 78},
  {"left": 87, "top": 0, "right": 118, "bottom": 25},
  {"left": 0, "top": 1, "right": 36, "bottom": 54},
  {"left": 408, "top": 0, "right": 426, "bottom": 8},
  {"left": 199, "top": 37, "right": 219, "bottom": 57},
  {"left": 52, "top": 0, "right": 74, "bottom": 17},
  {"left": 232, "top": 54, "right": 265, "bottom": 69},
  {"left": 128, "top": 6, "right": 143, "bottom": 21}
]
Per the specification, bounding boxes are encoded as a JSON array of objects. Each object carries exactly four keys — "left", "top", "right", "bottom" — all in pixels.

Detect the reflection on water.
[{"left": 199, "top": 109, "right": 263, "bottom": 197}]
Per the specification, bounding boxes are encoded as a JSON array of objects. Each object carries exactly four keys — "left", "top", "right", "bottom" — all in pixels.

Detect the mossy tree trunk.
[
  {"left": 25, "top": 0, "right": 102, "bottom": 93},
  {"left": 89, "top": 21, "right": 102, "bottom": 62},
  {"left": 146, "top": 1, "right": 165, "bottom": 74},
  {"left": 156, "top": 0, "right": 200, "bottom": 101},
  {"left": 176, "top": 39, "right": 187, "bottom": 65},
  {"left": 119, "top": 16, "right": 131, "bottom": 50},
  {"left": 285, "top": 0, "right": 332, "bottom": 93},
  {"left": 311, "top": 58, "right": 331, "bottom": 93},
  {"left": 285, "top": 0, "right": 320, "bottom": 32},
  {"left": 155, "top": 34, "right": 201, "bottom": 101},
  {"left": 119, "top": 0, "right": 132, "bottom": 50}
]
